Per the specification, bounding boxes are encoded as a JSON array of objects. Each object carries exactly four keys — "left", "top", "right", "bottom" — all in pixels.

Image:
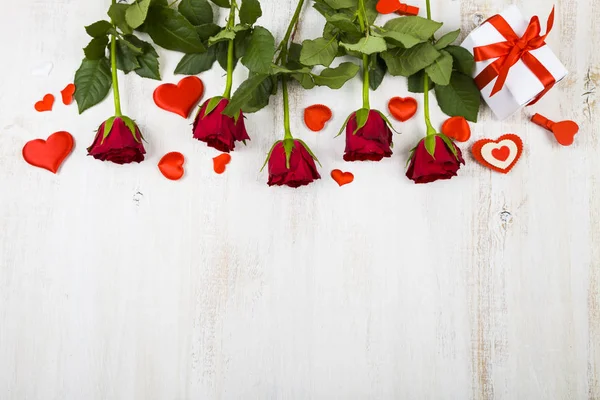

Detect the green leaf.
[
  {"left": 84, "top": 36, "right": 109, "bottom": 60},
  {"left": 326, "top": 13, "right": 360, "bottom": 35},
  {"left": 86, "top": 21, "right": 112, "bottom": 38},
  {"left": 382, "top": 42, "right": 441, "bottom": 76},
  {"left": 216, "top": 40, "right": 235, "bottom": 70},
  {"left": 125, "top": 35, "right": 161, "bottom": 80},
  {"left": 74, "top": 58, "right": 112, "bottom": 114},
  {"left": 240, "top": 0, "right": 262, "bottom": 25},
  {"left": 175, "top": 47, "right": 217, "bottom": 75},
  {"left": 434, "top": 72, "right": 481, "bottom": 122},
  {"left": 202, "top": 96, "right": 224, "bottom": 117},
  {"left": 340, "top": 36, "right": 387, "bottom": 55},
  {"left": 120, "top": 116, "right": 142, "bottom": 143},
  {"left": 101, "top": 116, "right": 117, "bottom": 142},
  {"left": 424, "top": 135, "right": 436, "bottom": 157},
  {"left": 377, "top": 29, "right": 422, "bottom": 49},
  {"left": 322, "top": 0, "right": 355, "bottom": 9},
  {"left": 368, "top": 54, "right": 386, "bottom": 90},
  {"left": 179, "top": 0, "right": 213, "bottom": 26},
  {"left": 297, "top": 139, "right": 321, "bottom": 166},
  {"left": 126, "top": 0, "right": 151, "bottom": 29},
  {"left": 300, "top": 37, "right": 338, "bottom": 67},
  {"left": 354, "top": 108, "right": 370, "bottom": 134},
  {"left": 313, "top": 62, "right": 360, "bottom": 89},
  {"left": 335, "top": 113, "right": 353, "bottom": 137},
  {"left": 108, "top": 4, "right": 133, "bottom": 35},
  {"left": 435, "top": 29, "right": 460, "bottom": 50},
  {"left": 222, "top": 74, "right": 270, "bottom": 116},
  {"left": 144, "top": 6, "right": 206, "bottom": 53},
  {"left": 407, "top": 70, "right": 435, "bottom": 93},
  {"left": 291, "top": 72, "right": 316, "bottom": 89},
  {"left": 209, "top": 0, "right": 230, "bottom": 7},
  {"left": 425, "top": 50, "right": 453, "bottom": 86},
  {"left": 438, "top": 133, "right": 459, "bottom": 159},
  {"left": 241, "top": 75, "right": 276, "bottom": 113},
  {"left": 208, "top": 28, "right": 236, "bottom": 45},
  {"left": 383, "top": 17, "right": 443, "bottom": 42},
  {"left": 234, "top": 28, "right": 252, "bottom": 59},
  {"left": 196, "top": 23, "right": 222, "bottom": 41},
  {"left": 241, "top": 26, "right": 275, "bottom": 74},
  {"left": 114, "top": 38, "right": 141, "bottom": 73},
  {"left": 444, "top": 45, "right": 475, "bottom": 75}
]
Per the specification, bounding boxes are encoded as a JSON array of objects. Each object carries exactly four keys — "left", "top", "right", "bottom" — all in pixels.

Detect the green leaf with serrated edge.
[
  {"left": 296, "top": 139, "right": 322, "bottom": 166},
  {"left": 144, "top": 6, "right": 205, "bottom": 53},
  {"left": 340, "top": 36, "right": 387, "bottom": 55},
  {"left": 108, "top": 4, "right": 133, "bottom": 35},
  {"left": 175, "top": 47, "right": 217, "bottom": 75},
  {"left": 335, "top": 113, "right": 352, "bottom": 137},
  {"left": 383, "top": 17, "right": 443, "bottom": 41},
  {"left": 196, "top": 23, "right": 221, "bottom": 41},
  {"left": 377, "top": 30, "right": 421, "bottom": 49},
  {"left": 242, "top": 75, "right": 275, "bottom": 113},
  {"left": 114, "top": 39, "right": 141, "bottom": 73},
  {"left": 434, "top": 72, "right": 480, "bottom": 122},
  {"left": 179, "top": 0, "right": 213, "bottom": 26},
  {"left": 101, "top": 116, "right": 117, "bottom": 144},
  {"left": 209, "top": 0, "right": 230, "bottom": 7},
  {"left": 424, "top": 135, "right": 436, "bottom": 158},
  {"left": 368, "top": 54, "right": 386, "bottom": 90},
  {"left": 438, "top": 133, "right": 459, "bottom": 159},
  {"left": 240, "top": 0, "right": 262, "bottom": 25},
  {"left": 444, "top": 45, "right": 475, "bottom": 75},
  {"left": 74, "top": 58, "right": 112, "bottom": 114},
  {"left": 260, "top": 141, "right": 280, "bottom": 172},
  {"left": 208, "top": 29, "right": 236, "bottom": 46},
  {"left": 354, "top": 108, "right": 370, "bottom": 134},
  {"left": 119, "top": 36, "right": 144, "bottom": 54},
  {"left": 124, "top": 35, "right": 161, "bottom": 80},
  {"left": 326, "top": 13, "right": 360, "bottom": 35},
  {"left": 84, "top": 36, "right": 109, "bottom": 60},
  {"left": 425, "top": 50, "right": 453, "bottom": 86},
  {"left": 126, "top": 0, "right": 151, "bottom": 29},
  {"left": 86, "top": 21, "right": 112, "bottom": 38},
  {"left": 435, "top": 29, "right": 460, "bottom": 50},
  {"left": 222, "top": 74, "right": 270, "bottom": 117},
  {"left": 382, "top": 42, "right": 441, "bottom": 77},
  {"left": 241, "top": 26, "right": 275, "bottom": 74},
  {"left": 408, "top": 70, "right": 435, "bottom": 93},
  {"left": 323, "top": 0, "right": 355, "bottom": 9},
  {"left": 202, "top": 96, "right": 224, "bottom": 118},
  {"left": 376, "top": 111, "right": 401, "bottom": 134},
  {"left": 300, "top": 37, "right": 338, "bottom": 67},
  {"left": 312, "top": 62, "right": 360, "bottom": 89}
]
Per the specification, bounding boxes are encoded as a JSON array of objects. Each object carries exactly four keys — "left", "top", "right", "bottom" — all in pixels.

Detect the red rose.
[
  {"left": 88, "top": 116, "right": 145, "bottom": 164},
  {"left": 193, "top": 97, "right": 250, "bottom": 153},
  {"left": 344, "top": 109, "right": 392, "bottom": 162},
  {"left": 267, "top": 139, "right": 321, "bottom": 188},
  {"left": 406, "top": 136, "right": 465, "bottom": 184}
]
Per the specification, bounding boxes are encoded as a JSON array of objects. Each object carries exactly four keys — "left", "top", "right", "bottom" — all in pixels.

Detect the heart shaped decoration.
[
  {"left": 61, "top": 84, "right": 76, "bottom": 105},
  {"left": 472, "top": 134, "right": 523, "bottom": 174},
  {"left": 22, "top": 131, "right": 74, "bottom": 173},
  {"left": 213, "top": 153, "right": 232, "bottom": 174},
  {"left": 153, "top": 76, "right": 204, "bottom": 119},
  {"left": 331, "top": 169, "right": 354, "bottom": 186},
  {"left": 35, "top": 94, "right": 55, "bottom": 112},
  {"left": 441, "top": 116, "right": 471, "bottom": 142},
  {"left": 551, "top": 121, "right": 579, "bottom": 146},
  {"left": 388, "top": 97, "right": 418, "bottom": 122},
  {"left": 376, "top": 0, "right": 401, "bottom": 14},
  {"left": 304, "top": 104, "right": 332, "bottom": 132},
  {"left": 158, "top": 152, "right": 185, "bottom": 181}
]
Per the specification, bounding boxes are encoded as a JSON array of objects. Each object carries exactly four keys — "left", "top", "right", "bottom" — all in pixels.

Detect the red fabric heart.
[
  {"left": 158, "top": 152, "right": 185, "bottom": 181},
  {"left": 471, "top": 134, "right": 523, "bottom": 174},
  {"left": 61, "top": 84, "right": 76, "bottom": 105},
  {"left": 388, "top": 97, "right": 418, "bottom": 122},
  {"left": 304, "top": 104, "right": 332, "bottom": 132},
  {"left": 331, "top": 169, "right": 354, "bottom": 186},
  {"left": 213, "top": 153, "right": 231, "bottom": 174},
  {"left": 376, "top": 0, "right": 401, "bottom": 14},
  {"left": 551, "top": 121, "right": 579, "bottom": 146},
  {"left": 441, "top": 116, "right": 471, "bottom": 142},
  {"left": 153, "top": 76, "right": 204, "bottom": 118},
  {"left": 22, "top": 131, "right": 74, "bottom": 173},
  {"left": 35, "top": 94, "right": 55, "bottom": 112},
  {"left": 491, "top": 146, "right": 510, "bottom": 162}
]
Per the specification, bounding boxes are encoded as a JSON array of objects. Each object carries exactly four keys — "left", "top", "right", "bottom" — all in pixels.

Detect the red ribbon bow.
[{"left": 473, "top": 7, "right": 556, "bottom": 105}]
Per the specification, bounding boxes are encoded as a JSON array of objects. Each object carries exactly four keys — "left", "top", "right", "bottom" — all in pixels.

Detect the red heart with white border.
[{"left": 471, "top": 134, "right": 523, "bottom": 174}]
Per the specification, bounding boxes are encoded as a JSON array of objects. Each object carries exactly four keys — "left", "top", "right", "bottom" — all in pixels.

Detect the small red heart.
[
  {"left": 376, "top": 0, "right": 401, "bottom": 14},
  {"left": 491, "top": 146, "right": 510, "bottom": 162},
  {"left": 153, "top": 76, "right": 204, "bottom": 119},
  {"left": 551, "top": 121, "right": 579, "bottom": 146},
  {"left": 472, "top": 134, "right": 523, "bottom": 174},
  {"left": 35, "top": 94, "right": 55, "bottom": 112},
  {"left": 22, "top": 131, "right": 74, "bottom": 173},
  {"left": 388, "top": 97, "right": 418, "bottom": 122},
  {"left": 213, "top": 153, "right": 231, "bottom": 174},
  {"left": 61, "top": 83, "right": 76, "bottom": 105},
  {"left": 304, "top": 104, "right": 333, "bottom": 132},
  {"left": 441, "top": 116, "right": 471, "bottom": 142},
  {"left": 158, "top": 152, "right": 185, "bottom": 181},
  {"left": 331, "top": 169, "right": 354, "bottom": 186}
]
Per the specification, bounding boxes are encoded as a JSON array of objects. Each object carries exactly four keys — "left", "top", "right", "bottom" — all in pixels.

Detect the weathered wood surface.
[{"left": 0, "top": 0, "right": 598, "bottom": 398}]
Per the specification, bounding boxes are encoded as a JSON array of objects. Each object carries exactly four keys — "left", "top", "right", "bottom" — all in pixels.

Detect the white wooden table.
[{"left": 1, "top": 0, "right": 599, "bottom": 398}]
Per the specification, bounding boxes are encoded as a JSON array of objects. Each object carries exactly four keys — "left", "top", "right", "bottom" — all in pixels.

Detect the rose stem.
[
  {"left": 357, "top": 0, "right": 370, "bottom": 109},
  {"left": 423, "top": 0, "right": 436, "bottom": 136},
  {"left": 223, "top": 0, "right": 237, "bottom": 99},
  {"left": 278, "top": 0, "right": 306, "bottom": 140},
  {"left": 109, "top": 0, "right": 122, "bottom": 117}
]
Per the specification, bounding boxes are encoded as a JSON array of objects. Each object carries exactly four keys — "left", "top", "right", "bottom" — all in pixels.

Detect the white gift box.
[{"left": 461, "top": 6, "right": 568, "bottom": 120}]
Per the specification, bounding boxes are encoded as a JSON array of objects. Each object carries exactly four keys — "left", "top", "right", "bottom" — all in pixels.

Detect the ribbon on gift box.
[
  {"left": 473, "top": 7, "right": 556, "bottom": 105},
  {"left": 396, "top": 3, "right": 419, "bottom": 16}
]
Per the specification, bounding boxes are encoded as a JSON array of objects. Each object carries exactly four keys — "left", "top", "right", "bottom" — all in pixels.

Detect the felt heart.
[
  {"left": 22, "top": 131, "right": 74, "bottom": 173},
  {"left": 35, "top": 94, "right": 55, "bottom": 112},
  {"left": 551, "top": 121, "right": 579, "bottom": 146},
  {"left": 213, "top": 153, "right": 231, "bottom": 174},
  {"left": 331, "top": 169, "right": 354, "bottom": 186},
  {"left": 61, "top": 84, "right": 76, "bottom": 105},
  {"left": 158, "top": 152, "right": 185, "bottom": 181},
  {"left": 153, "top": 76, "right": 204, "bottom": 118},
  {"left": 304, "top": 104, "right": 332, "bottom": 132},
  {"left": 441, "top": 116, "right": 471, "bottom": 142},
  {"left": 376, "top": 0, "right": 401, "bottom": 14},
  {"left": 472, "top": 134, "right": 523, "bottom": 174},
  {"left": 388, "top": 97, "right": 418, "bottom": 122}
]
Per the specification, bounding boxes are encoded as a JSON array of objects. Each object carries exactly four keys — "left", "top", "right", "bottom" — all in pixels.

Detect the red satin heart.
[
  {"left": 61, "top": 84, "right": 76, "bottom": 105},
  {"left": 471, "top": 134, "right": 523, "bottom": 174},
  {"left": 304, "top": 104, "right": 332, "bottom": 132},
  {"left": 22, "top": 131, "right": 74, "bottom": 173},
  {"left": 376, "top": 0, "right": 401, "bottom": 14},
  {"left": 388, "top": 97, "right": 418, "bottom": 122},
  {"left": 441, "top": 116, "right": 471, "bottom": 142},
  {"left": 158, "top": 152, "right": 185, "bottom": 181},
  {"left": 153, "top": 76, "right": 204, "bottom": 118},
  {"left": 531, "top": 114, "right": 579, "bottom": 147},
  {"left": 331, "top": 169, "right": 354, "bottom": 186},
  {"left": 213, "top": 153, "right": 231, "bottom": 174},
  {"left": 35, "top": 94, "right": 55, "bottom": 112},
  {"left": 491, "top": 146, "right": 510, "bottom": 162}
]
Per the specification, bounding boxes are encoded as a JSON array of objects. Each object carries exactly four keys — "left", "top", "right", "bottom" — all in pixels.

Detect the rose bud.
[
  {"left": 193, "top": 97, "right": 250, "bottom": 153},
  {"left": 344, "top": 109, "right": 393, "bottom": 162},
  {"left": 406, "top": 135, "right": 465, "bottom": 184},
  {"left": 265, "top": 139, "right": 321, "bottom": 188},
  {"left": 88, "top": 116, "right": 145, "bottom": 165}
]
